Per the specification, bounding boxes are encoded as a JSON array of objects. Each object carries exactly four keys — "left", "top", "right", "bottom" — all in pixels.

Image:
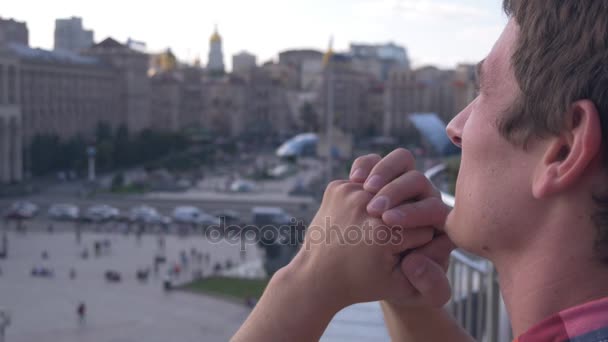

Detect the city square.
[{"left": 0, "top": 227, "right": 259, "bottom": 342}]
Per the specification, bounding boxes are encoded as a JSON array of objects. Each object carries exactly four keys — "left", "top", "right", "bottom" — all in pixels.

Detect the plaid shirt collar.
[{"left": 515, "top": 296, "right": 608, "bottom": 342}]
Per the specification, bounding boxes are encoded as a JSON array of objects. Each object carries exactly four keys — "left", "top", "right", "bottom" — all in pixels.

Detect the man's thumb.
[{"left": 401, "top": 253, "right": 452, "bottom": 307}]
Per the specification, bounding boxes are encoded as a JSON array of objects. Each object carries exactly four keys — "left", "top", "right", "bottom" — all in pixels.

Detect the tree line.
[{"left": 28, "top": 122, "right": 190, "bottom": 177}]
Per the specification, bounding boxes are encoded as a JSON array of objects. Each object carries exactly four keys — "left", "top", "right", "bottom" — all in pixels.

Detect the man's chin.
[{"left": 443, "top": 211, "right": 475, "bottom": 253}]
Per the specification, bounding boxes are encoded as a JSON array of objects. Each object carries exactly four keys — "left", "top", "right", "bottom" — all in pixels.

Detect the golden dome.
[
  {"left": 159, "top": 48, "right": 177, "bottom": 72},
  {"left": 210, "top": 26, "right": 222, "bottom": 43}
]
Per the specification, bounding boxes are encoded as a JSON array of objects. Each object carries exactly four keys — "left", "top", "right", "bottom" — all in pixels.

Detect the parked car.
[
  {"left": 214, "top": 210, "right": 241, "bottom": 225},
  {"left": 48, "top": 204, "right": 79, "bottom": 221},
  {"left": 84, "top": 205, "right": 120, "bottom": 222},
  {"left": 129, "top": 205, "right": 162, "bottom": 224},
  {"left": 5, "top": 201, "right": 39, "bottom": 220},
  {"left": 251, "top": 207, "right": 292, "bottom": 226},
  {"left": 172, "top": 206, "right": 220, "bottom": 225},
  {"left": 104, "top": 270, "right": 121, "bottom": 283},
  {"left": 230, "top": 180, "right": 256, "bottom": 193}
]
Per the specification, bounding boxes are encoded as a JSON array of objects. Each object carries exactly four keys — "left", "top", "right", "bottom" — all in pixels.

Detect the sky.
[{"left": 2, "top": 0, "right": 508, "bottom": 70}]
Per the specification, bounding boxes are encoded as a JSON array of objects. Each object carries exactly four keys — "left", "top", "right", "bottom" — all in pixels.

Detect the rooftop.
[{"left": 6, "top": 42, "right": 104, "bottom": 67}]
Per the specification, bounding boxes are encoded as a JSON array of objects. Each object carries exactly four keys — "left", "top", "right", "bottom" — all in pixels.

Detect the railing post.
[{"left": 484, "top": 267, "right": 500, "bottom": 342}]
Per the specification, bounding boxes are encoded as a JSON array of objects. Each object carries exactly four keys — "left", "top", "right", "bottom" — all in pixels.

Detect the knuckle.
[
  {"left": 339, "top": 181, "right": 362, "bottom": 193},
  {"left": 409, "top": 170, "right": 426, "bottom": 183},
  {"left": 355, "top": 153, "right": 381, "bottom": 166},
  {"left": 323, "top": 180, "right": 347, "bottom": 200},
  {"left": 426, "top": 196, "right": 444, "bottom": 210},
  {"left": 351, "top": 190, "right": 373, "bottom": 206},
  {"left": 394, "top": 148, "right": 414, "bottom": 162},
  {"left": 327, "top": 180, "right": 346, "bottom": 192}
]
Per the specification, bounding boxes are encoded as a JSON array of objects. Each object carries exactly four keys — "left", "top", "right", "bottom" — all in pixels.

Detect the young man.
[{"left": 233, "top": 1, "right": 608, "bottom": 341}]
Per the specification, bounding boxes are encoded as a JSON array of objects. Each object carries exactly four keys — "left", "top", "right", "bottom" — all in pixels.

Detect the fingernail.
[
  {"left": 351, "top": 168, "right": 366, "bottom": 180},
  {"left": 367, "top": 196, "right": 388, "bottom": 212},
  {"left": 365, "top": 175, "right": 383, "bottom": 190}
]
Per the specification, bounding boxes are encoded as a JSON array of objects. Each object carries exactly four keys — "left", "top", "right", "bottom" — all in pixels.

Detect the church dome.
[{"left": 210, "top": 27, "right": 222, "bottom": 43}]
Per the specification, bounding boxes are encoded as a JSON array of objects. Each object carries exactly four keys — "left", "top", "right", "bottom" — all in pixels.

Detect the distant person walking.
[{"left": 77, "top": 302, "right": 86, "bottom": 325}]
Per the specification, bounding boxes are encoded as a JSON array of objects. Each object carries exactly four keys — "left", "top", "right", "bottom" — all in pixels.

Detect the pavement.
[{"left": 0, "top": 230, "right": 262, "bottom": 342}]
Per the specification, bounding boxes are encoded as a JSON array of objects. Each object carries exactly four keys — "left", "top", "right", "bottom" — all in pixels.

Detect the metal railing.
[{"left": 425, "top": 164, "right": 512, "bottom": 342}]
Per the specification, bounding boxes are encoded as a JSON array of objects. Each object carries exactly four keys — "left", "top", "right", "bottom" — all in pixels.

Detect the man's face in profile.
[{"left": 444, "top": 20, "right": 546, "bottom": 257}]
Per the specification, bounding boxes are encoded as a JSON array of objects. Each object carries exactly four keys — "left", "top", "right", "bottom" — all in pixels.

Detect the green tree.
[{"left": 113, "top": 124, "right": 132, "bottom": 167}]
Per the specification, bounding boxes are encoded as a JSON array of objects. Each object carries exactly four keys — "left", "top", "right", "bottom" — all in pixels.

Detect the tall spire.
[
  {"left": 208, "top": 25, "right": 225, "bottom": 74},
  {"left": 210, "top": 24, "right": 221, "bottom": 43},
  {"left": 323, "top": 36, "right": 334, "bottom": 67}
]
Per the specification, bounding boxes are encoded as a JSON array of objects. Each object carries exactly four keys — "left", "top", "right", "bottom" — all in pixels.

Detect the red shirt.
[{"left": 514, "top": 297, "right": 608, "bottom": 342}]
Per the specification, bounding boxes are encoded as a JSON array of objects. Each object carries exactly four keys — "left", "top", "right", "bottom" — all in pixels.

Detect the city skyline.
[{"left": 3, "top": 0, "right": 506, "bottom": 70}]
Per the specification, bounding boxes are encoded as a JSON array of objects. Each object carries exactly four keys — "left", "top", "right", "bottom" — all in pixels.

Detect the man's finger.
[
  {"left": 349, "top": 154, "right": 382, "bottom": 183},
  {"left": 413, "top": 234, "right": 456, "bottom": 272},
  {"left": 390, "top": 226, "right": 435, "bottom": 254},
  {"left": 363, "top": 149, "right": 416, "bottom": 193},
  {"left": 380, "top": 197, "right": 451, "bottom": 231},
  {"left": 401, "top": 253, "right": 452, "bottom": 307},
  {"left": 367, "top": 170, "right": 438, "bottom": 216}
]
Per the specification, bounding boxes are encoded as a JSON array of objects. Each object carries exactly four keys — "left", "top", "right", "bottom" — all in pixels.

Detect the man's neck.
[{"left": 495, "top": 220, "right": 608, "bottom": 336}]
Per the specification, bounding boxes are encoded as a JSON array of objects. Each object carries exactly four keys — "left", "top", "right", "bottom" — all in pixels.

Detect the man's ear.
[{"left": 532, "top": 100, "right": 602, "bottom": 199}]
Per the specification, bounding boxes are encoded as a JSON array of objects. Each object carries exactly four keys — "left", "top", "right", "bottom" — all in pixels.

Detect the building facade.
[
  {"left": 0, "top": 17, "right": 28, "bottom": 46},
  {"left": 0, "top": 47, "right": 23, "bottom": 183},
  {"left": 85, "top": 38, "right": 151, "bottom": 133},
  {"left": 8, "top": 44, "right": 120, "bottom": 143},
  {"left": 232, "top": 51, "right": 257, "bottom": 75},
  {"left": 202, "top": 75, "right": 247, "bottom": 137},
  {"left": 385, "top": 65, "right": 476, "bottom": 137},
  {"left": 350, "top": 42, "right": 410, "bottom": 81},
  {"left": 278, "top": 49, "right": 323, "bottom": 90},
  {"left": 318, "top": 54, "right": 375, "bottom": 137},
  {"left": 54, "top": 17, "right": 94, "bottom": 52},
  {"left": 150, "top": 72, "right": 181, "bottom": 132}
]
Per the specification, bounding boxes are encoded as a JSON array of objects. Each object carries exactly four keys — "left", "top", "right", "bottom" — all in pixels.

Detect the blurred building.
[
  {"left": 349, "top": 42, "right": 410, "bottom": 81},
  {"left": 150, "top": 68, "right": 181, "bottom": 132},
  {"left": 0, "top": 17, "right": 29, "bottom": 46},
  {"left": 259, "top": 61, "right": 299, "bottom": 90},
  {"left": 318, "top": 53, "right": 376, "bottom": 137},
  {"left": 178, "top": 64, "right": 204, "bottom": 129},
  {"left": 149, "top": 52, "right": 204, "bottom": 133},
  {"left": 0, "top": 47, "right": 23, "bottom": 183},
  {"left": 278, "top": 49, "right": 323, "bottom": 90},
  {"left": 5, "top": 43, "right": 120, "bottom": 144},
  {"left": 385, "top": 65, "right": 476, "bottom": 137},
  {"left": 453, "top": 63, "right": 478, "bottom": 115},
  {"left": 245, "top": 66, "right": 293, "bottom": 137},
  {"left": 149, "top": 48, "right": 178, "bottom": 76},
  {"left": 54, "top": 17, "right": 94, "bottom": 52},
  {"left": 85, "top": 38, "right": 151, "bottom": 133},
  {"left": 232, "top": 51, "right": 257, "bottom": 75},
  {"left": 207, "top": 26, "right": 225, "bottom": 74},
  {"left": 202, "top": 75, "right": 247, "bottom": 137}
]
